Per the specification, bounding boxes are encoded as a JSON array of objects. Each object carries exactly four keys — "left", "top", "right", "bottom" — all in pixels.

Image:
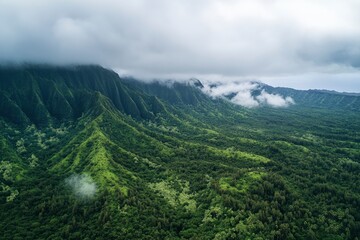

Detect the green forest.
[{"left": 0, "top": 65, "right": 359, "bottom": 239}]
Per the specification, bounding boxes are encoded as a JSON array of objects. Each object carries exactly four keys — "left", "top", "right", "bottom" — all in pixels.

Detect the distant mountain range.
[
  {"left": 263, "top": 84, "right": 360, "bottom": 110},
  {"left": 0, "top": 65, "right": 359, "bottom": 126}
]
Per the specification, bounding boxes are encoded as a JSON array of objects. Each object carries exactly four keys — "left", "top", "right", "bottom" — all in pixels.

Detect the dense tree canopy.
[{"left": 0, "top": 66, "right": 359, "bottom": 239}]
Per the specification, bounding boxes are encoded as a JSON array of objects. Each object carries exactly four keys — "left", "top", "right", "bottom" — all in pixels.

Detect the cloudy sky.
[{"left": 1, "top": 0, "right": 360, "bottom": 92}]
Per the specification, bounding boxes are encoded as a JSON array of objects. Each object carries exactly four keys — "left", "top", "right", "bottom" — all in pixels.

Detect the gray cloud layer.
[{"left": 1, "top": 0, "right": 360, "bottom": 91}]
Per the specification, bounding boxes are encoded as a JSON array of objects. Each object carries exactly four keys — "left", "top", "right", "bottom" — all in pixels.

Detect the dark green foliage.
[
  {"left": 0, "top": 65, "right": 170, "bottom": 125},
  {"left": 0, "top": 65, "right": 359, "bottom": 239}
]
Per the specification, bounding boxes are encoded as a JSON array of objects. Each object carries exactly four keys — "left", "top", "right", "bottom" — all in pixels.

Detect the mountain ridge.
[{"left": 1, "top": 64, "right": 360, "bottom": 127}]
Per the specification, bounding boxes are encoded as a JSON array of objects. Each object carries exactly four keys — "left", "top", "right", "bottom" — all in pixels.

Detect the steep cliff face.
[
  {"left": 0, "top": 65, "right": 214, "bottom": 126},
  {"left": 121, "top": 77, "right": 208, "bottom": 105},
  {"left": 0, "top": 66, "right": 155, "bottom": 125}
]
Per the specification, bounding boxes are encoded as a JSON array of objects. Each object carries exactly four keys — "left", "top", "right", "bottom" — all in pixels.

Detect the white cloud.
[
  {"left": 256, "top": 90, "right": 295, "bottom": 108},
  {"left": 202, "top": 81, "right": 294, "bottom": 108},
  {"left": 65, "top": 173, "right": 97, "bottom": 199},
  {"left": 232, "top": 91, "right": 260, "bottom": 108}
]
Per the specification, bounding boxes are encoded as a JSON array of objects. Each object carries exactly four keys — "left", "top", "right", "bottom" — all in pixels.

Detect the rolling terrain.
[{"left": 0, "top": 65, "right": 360, "bottom": 239}]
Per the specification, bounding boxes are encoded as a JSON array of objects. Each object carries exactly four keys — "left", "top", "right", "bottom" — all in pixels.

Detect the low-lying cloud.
[
  {"left": 65, "top": 173, "right": 97, "bottom": 199},
  {"left": 202, "top": 81, "right": 295, "bottom": 108},
  {"left": 256, "top": 90, "right": 295, "bottom": 108}
]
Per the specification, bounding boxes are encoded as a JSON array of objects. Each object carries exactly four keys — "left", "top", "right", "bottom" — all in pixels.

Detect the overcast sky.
[{"left": 1, "top": 0, "right": 360, "bottom": 92}]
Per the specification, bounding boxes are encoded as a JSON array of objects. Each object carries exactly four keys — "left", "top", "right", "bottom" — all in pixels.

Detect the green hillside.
[{"left": 0, "top": 65, "right": 360, "bottom": 239}]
